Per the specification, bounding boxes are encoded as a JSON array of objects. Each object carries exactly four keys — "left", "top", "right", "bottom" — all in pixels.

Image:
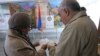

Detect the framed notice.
[{"left": 46, "top": 15, "right": 54, "bottom": 28}]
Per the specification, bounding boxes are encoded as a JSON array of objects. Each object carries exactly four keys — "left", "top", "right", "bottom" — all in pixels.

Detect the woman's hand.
[{"left": 33, "top": 42, "right": 40, "bottom": 47}]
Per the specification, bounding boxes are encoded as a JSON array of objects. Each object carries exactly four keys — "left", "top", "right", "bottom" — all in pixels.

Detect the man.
[
  {"left": 53, "top": 0, "right": 98, "bottom": 56},
  {"left": 4, "top": 12, "right": 47, "bottom": 56}
]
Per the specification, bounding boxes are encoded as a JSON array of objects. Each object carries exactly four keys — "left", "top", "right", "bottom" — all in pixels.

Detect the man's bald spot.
[{"left": 60, "top": 0, "right": 81, "bottom": 11}]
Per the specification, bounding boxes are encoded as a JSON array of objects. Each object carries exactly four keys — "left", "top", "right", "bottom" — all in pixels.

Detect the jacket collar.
[
  {"left": 8, "top": 29, "right": 25, "bottom": 39},
  {"left": 65, "top": 10, "right": 87, "bottom": 26}
]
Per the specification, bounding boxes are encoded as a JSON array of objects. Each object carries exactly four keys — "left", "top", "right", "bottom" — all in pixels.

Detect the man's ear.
[{"left": 64, "top": 9, "right": 70, "bottom": 16}]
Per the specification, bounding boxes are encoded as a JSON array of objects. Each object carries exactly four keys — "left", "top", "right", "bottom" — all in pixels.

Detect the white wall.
[{"left": 77, "top": 0, "right": 100, "bottom": 28}]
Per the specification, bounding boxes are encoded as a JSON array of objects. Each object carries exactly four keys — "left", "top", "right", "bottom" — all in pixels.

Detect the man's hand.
[
  {"left": 41, "top": 44, "right": 47, "bottom": 50},
  {"left": 47, "top": 42, "right": 57, "bottom": 50}
]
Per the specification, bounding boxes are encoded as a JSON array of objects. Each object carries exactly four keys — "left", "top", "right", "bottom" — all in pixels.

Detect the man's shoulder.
[{"left": 71, "top": 16, "right": 91, "bottom": 27}]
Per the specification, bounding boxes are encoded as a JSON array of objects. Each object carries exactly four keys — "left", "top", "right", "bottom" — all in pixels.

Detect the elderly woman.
[{"left": 4, "top": 12, "right": 47, "bottom": 56}]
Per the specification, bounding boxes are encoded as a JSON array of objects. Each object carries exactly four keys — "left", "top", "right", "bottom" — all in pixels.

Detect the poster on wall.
[
  {"left": 46, "top": 15, "right": 54, "bottom": 28},
  {"left": 48, "top": 0, "right": 64, "bottom": 28},
  {"left": 0, "top": 3, "right": 10, "bottom": 30}
]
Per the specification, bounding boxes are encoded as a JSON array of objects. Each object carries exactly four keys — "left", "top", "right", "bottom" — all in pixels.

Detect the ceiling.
[
  {"left": 77, "top": 0, "right": 98, "bottom": 6},
  {"left": 0, "top": 0, "right": 35, "bottom": 4}
]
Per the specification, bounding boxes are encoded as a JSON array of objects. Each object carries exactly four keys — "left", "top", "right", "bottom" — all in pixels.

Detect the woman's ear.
[{"left": 64, "top": 9, "right": 70, "bottom": 16}]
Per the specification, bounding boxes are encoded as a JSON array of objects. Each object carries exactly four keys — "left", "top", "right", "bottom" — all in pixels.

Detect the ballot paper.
[
  {"left": 36, "top": 38, "right": 49, "bottom": 51},
  {"left": 48, "top": 40, "right": 55, "bottom": 46},
  {"left": 36, "top": 38, "right": 56, "bottom": 51},
  {"left": 39, "top": 38, "right": 49, "bottom": 45}
]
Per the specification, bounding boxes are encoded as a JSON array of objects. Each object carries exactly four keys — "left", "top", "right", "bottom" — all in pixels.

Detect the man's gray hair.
[{"left": 60, "top": 0, "right": 81, "bottom": 11}]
